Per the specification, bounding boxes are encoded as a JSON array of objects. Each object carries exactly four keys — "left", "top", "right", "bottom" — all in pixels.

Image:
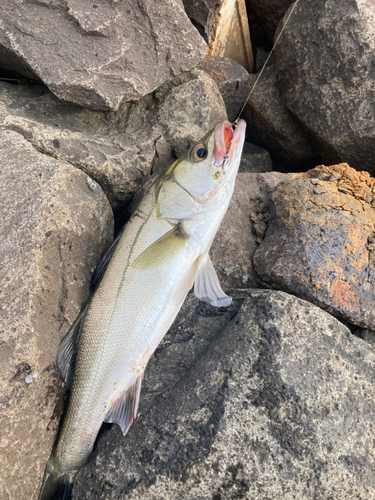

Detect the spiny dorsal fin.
[
  {"left": 105, "top": 375, "right": 143, "bottom": 436},
  {"left": 56, "top": 304, "right": 88, "bottom": 389},
  {"left": 194, "top": 253, "right": 232, "bottom": 307},
  {"left": 132, "top": 222, "right": 190, "bottom": 269}
]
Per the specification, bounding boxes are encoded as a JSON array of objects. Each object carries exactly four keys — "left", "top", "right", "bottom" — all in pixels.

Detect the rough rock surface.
[
  {"left": 0, "top": 130, "right": 113, "bottom": 500},
  {"left": 243, "top": 65, "right": 322, "bottom": 170},
  {"left": 246, "top": 0, "right": 295, "bottom": 40},
  {"left": 0, "top": 69, "right": 227, "bottom": 209},
  {"left": 0, "top": 0, "right": 207, "bottom": 111},
  {"left": 197, "top": 56, "right": 251, "bottom": 121},
  {"left": 73, "top": 290, "right": 375, "bottom": 499},
  {"left": 182, "top": 0, "right": 223, "bottom": 41},
  {"left": 254, "top": 163, "right": 375, "bottom": 330},
  {"left": 239, "top": 142, "right": 273, "bottom": 173},
  {"left": 211, "top": 171, "right": 297, "bottom": 289},
  {"left": 275, "top": 0, "right": 375, "bottom": 175}
]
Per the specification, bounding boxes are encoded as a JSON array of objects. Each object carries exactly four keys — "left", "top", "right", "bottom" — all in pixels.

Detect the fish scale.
[{"left": 38, "top": 119, "right": 246, "bottom": 500}]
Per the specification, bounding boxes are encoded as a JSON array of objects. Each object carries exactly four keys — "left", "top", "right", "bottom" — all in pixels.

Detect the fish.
[{"left": 38, "top": 118, "right": 246, "bottom": 500}]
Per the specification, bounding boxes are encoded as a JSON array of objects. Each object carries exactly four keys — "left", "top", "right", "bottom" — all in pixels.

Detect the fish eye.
[{"left": 190, "top": 144, "right": 207, "bottom": 162}]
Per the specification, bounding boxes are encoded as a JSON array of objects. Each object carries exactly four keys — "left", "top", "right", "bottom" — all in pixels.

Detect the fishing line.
[{"left": 233, "top": 0, "right": 302, "bottom": 126}]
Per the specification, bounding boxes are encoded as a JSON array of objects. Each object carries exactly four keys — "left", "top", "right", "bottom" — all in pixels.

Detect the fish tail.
[{"left": 38, "top": 455, "right": 76, "bottom": 500}]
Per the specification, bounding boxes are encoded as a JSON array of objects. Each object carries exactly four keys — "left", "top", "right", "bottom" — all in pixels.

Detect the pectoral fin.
[
  {"left": 56, "top": 304, "right": 88, "bottom": 389},
  {"left": 194, "top": 253, "right": 232, "bottom": 307},
  {"left": 105, "top": 375, "right": 143, "bottom": 436},
  {"left": 132, "top": 222, "right": 190, "bottom": 269}
]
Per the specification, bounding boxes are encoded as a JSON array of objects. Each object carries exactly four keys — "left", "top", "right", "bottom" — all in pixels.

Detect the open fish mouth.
[{"left": 214, "top": 119, "right": 246, "bottom": 169}]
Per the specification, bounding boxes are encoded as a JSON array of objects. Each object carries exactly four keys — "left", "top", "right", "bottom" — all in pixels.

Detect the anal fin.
[
  {"left": 56, "top": 304, "right": 88, "bottom": 389},
  {"left": 194, "top": 253, "right": 232, "bottom": 307},
  {"left": 105, "top": 375, "right": 143, "bottom": 436}
]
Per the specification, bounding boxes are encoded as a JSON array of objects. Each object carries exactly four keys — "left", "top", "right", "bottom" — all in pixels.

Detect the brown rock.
[
  {"left": 253, "top": 163, "right": 375, "bottom": 329},
  {"left": 182, "top": 0, "right": 223, "bottom": 41},
  {"left": 211, "top": 171, "right": 297, "bottom": 289},
  {"left": 0, "top": 69, "right": 227, "bottom": 210},
  {"left": 0, "top": 130, "right": 113, "bottom": 500},
  {"left": 0, "top": 0, "right": 206, "bottom": 111},
  {"left": 275, "top": 0, "right": 375, "bottom": 175},
  {"left": 243, "top": 65, "right": 322, "bottom": 170},
  {"left": 197, "top": 56, "right": 251, "bottom": 121}
]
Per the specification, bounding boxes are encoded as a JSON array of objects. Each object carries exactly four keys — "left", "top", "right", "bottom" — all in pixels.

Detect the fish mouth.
[{"left": 214, "top": 119, "right": 246, "bottom": 164}]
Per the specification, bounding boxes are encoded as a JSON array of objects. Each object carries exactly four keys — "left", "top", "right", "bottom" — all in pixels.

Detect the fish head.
[{"left": 170, "top": 119, "right": 246, "bottom": 205}]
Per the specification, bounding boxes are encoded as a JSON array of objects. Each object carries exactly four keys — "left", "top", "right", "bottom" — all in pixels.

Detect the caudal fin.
[{"left": 38, "top": 461, "right": 75, "bottom": 500}]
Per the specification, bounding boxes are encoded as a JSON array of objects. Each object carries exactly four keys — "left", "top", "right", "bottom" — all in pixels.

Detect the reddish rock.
[{"left": 253, "top": 163, "right": 375, "bottom": 329}]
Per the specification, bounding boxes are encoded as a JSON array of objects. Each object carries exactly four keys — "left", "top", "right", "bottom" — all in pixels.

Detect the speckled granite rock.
[
  {"left": 0, "top": 0, "right": 207, "bottom": 111},
  {"left": 73, "top": 290, "right": 375, "bottom": 499},
  {"left": 0, "top": 69, "right": 227, "bottom": 209},
  {"left": 254, "top": 163, "right": 375, "bottom": 330},
  {"left": 0, "top": 130, "right": 113, "bottom": 500}
]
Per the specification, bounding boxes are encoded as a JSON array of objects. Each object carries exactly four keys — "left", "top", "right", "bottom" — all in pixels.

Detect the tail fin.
[{"left": 38, "top": 457, "right": 76, "bottom": 500}]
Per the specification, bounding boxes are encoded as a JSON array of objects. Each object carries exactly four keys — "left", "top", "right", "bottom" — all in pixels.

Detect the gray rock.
[
  {"left": 182, "top": 0, "right": 223, "bottom": 41},
  {"left": 0, "top": 0, "right": 207, "bottom": 111},
  {"left": 253, "top": 163, "right": 375, "bottom": 330},
  {"left": 275, "top": 0, "right": 375, "bottom": 175},
  {"left": 239, "top": 142, "right": 273, "bottom": 173},
  {"left": 211, "top": 171, "right": 297, "bottom": 290},
  {"left": 73, "top": 290, "right": 375, "bottom": 499},
  {"left": 0, "top": 69, "right": 227, "bottom": 209},
  {"left": 197, "top": 56, "right": 251, "bottom": 122},
  {"left": 0, "top": 130, "right": 113, "bottom": 500},
  {"left": 243, "top": 65, "right": 322, "bottom": 170},
  {"left": 247, "top": 0, "right": 295, "bottom": 40}
]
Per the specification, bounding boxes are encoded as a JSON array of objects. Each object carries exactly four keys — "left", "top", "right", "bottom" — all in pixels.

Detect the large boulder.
[
  {"left": 73, "top": 290, "right": 375, "bottom": 499},
  {"left": 275, "top": 0, "right": 375, "bottom": 175},
  {"left": 243, "top": 65, "right": 322, "bottom": 170},
  {"left": 0, "top": 69, "right": 227, "bottom": 210},
  {"left": 0, "top": 0, "right": 206, "bottom": 111},
  {"left": 253, "top": 163, "right": 375, "bottom": 330},
  {"left": 197, "top": 56, "right": 251, "bottom": 122},
  {"left": 0, "top": 130, "right": 113, "bottom": 500}
]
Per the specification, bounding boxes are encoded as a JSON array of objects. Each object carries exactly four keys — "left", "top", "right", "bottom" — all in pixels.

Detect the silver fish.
[{"left": 38, "top": 118, "right": 246, "bottom": 499}]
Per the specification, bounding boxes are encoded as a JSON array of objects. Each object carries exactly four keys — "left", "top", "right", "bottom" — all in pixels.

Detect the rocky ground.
[{"left": 1, "top": 0, "right": 375, "bottom": 499}]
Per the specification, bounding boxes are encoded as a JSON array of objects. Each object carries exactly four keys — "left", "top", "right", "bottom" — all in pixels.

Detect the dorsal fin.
[
  {"left": 194, "top": 253, "right": 232, "bottom": 307},
  {"left": 104, "top": 375, "right": 143, "bottom": 436},
  {"left": 56, "top": 304, "right": 88, "bottom": 389}
]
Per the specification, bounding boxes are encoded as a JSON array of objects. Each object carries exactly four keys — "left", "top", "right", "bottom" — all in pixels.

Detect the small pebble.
[{"left": 25, "top": 375, "right": 33, "bottom": 384}]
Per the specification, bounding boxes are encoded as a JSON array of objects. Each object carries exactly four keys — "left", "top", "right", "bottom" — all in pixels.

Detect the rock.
[
  {"left": 275, "top": 0, "right": 375, "bottom": 175},
  {"left": 239, "top": 142, "right": 273, "bottom": 173},
  {"left": 210, "top": 171, "right": 297, "bottom": 289},
  {"left": 246, "top": 0, "right": 296, "bottom": 41},
  {"left": 253, "top": 163, "right": 375, "bottom": 330},
  {"left": 243, "top": 65, "right": 323, "bottom": 170},
  {"left": 0, "top": 130, "right": 113, "bottom": 500},
  {"left": 0, "top": 0, "right": 207, "bottom": 111},
  {"left": 353, "top": 328, "right": 375, "bottom": 350},
  {"left": 73, "top": 290, "right": 375, "bottom": 499},
  {"left": 255, "top": 46, "right": 276, "bottom": 72},
  {"left": 0, "top": 69, "right": 227, "bottom": 210},
  {"left": 207, "top": 0, "right": 254, "bottom": 73},
  {"left": 182, "top": 0, "right": 223, "bottom": 41},
  {"left": 197, "top": 56, "right": 251, "bottom": 122}
]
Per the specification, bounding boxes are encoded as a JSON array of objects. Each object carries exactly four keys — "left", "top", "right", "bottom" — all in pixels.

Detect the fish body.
[{"left": 38, "top": 119, "right": 246, "bottom": 499}]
